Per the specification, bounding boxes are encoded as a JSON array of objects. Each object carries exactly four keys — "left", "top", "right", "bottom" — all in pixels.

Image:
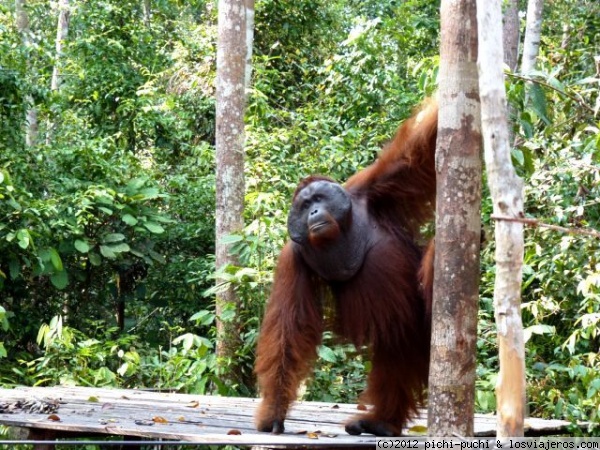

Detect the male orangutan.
[{"left": 254, "top": 100, "right": 438, "bottom": 437}]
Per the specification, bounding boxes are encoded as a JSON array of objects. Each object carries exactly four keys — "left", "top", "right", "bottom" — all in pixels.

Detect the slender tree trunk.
[
  {"left": 142, "top": 0, "right": 151, "bottom": 27},
  {"left": 502, "top": 0, "right": 520, "bottom": 72},
  {"left": 521, "top": 0, "right": 544, "bottom": 75},
  {"left": 477, "top": 0, "right": 526, "bottom": 438},
  {"left": 15, "top": 0, "right": 38, "bottom": 147},
  {"left": 51, "top": 0, "right": 70, "bottom": 92},
  {"left": 244, "top": 0, "right": 255, "bottom": 93},
  {"left": 215, "top": 0, "right": 247, "bottom": 387},
  {"left": 427, "top": 0, "right": 482, "bottom": 437},
  {"left": 47, "top": 0, "right": 70, "bottom": 145},
  {"left": 502, "top": 0, "right": 520, "bottom": 144}
]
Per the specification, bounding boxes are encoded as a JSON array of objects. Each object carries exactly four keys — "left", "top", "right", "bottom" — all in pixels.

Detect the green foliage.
[
  {"left": 304, "top": 334, "right": 367, "bottom": 403},
  {"left": 14, "top": 315, "right": 218, "bottom": 394}
]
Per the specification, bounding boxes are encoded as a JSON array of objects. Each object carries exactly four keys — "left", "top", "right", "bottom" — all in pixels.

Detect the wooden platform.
[{"left": 0, "top": 386, "right": 576, "bottom": 447}]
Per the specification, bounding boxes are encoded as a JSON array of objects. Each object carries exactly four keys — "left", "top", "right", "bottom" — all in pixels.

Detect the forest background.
[{"left": 0, "top": 0, "right": 599, "bottom": 437}]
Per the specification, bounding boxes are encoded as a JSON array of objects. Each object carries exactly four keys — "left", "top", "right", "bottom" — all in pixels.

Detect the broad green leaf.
[
  {"left": 0, "top": 343, "right": 6, "bottom": 359},
  {"left": 74, "top": 239, "right": 90, "bottom": 253},
  {"left": 108, "top": 243, "right": 131, "bottom": 253},
  {"left": 126, "top": 178, "right": 146, "bottom": 192},
  {"left": 148, "top": 250, "right": 165, "bottom": 264},
  {"left": 318, "top": 345, "right": 337, "bottom": 363},
  {"left": 189, "top": 310, "right": 215, "bottom": 326},
  {"left": 101, "top": 233, "right": 125, "bottom": 243},
  {"left": 138, "top": 187, "right": 160, "bottom": 199},
  {"left": 100, "top": 245, "right": 117, "bottom": 259},
  {"left": 89, "top": 252, "right": 102, "bottom": 266},
  {"left": 17, "top": 229, "right": 31, "bottom": 249},
  {"left": 143, "top": 222, "right": 164, "bottom": 234},
  {"left": 50, "top": 270, "right": 69, "bottom": 290},
  {"left": 49, "top": 248, "right": 63, "bottom": 271},
  {"left": 8, "top": 260, "right": 20, "bottom": 279},
  {"left": 122, "top": 214, "right": 138, "bottom": 225},
  {"left": 220, "top": 234, "right": 243, "bottom": 245}
]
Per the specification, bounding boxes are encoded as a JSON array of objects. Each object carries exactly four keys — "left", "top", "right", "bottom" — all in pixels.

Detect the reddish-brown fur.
[{"left": 255, "top": 100, "right": 438, "bottom": 436}]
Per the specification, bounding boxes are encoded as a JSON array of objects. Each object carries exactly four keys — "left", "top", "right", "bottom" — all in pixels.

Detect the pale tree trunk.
[
  {"left": 47, "top": 0, "right": 70, "bottom": 145},
  {"left": 427, "top": 0, "right": 482, "bottom": 437},
  {"left": 502, "top": 0, "right": 519, "bottom": 144},
  {"left": 521, "top": 0, "right": 544, "bottom": 75},
  {"left": 51, "top": 0, "right": 70, "bottom": 92},
  {"left": 142, "top": 0, "right": 151, "bottom": 27},
  {"left": 502, "top": 0, "right": 520, "bottom": 72},
  {"left": 244, "top": 0, "right": 255, "bottom": 93},
  {"left": 477, "top": 0, "right": 526, "bottom": 438},
  {"left": 215, "top": 0, "right": 247, "bottom": 387},
  {"left": 15, "top": 0, "right": 38, "bottom": 147}
]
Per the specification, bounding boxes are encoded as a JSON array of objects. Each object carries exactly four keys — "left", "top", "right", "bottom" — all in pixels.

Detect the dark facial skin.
[
  {"left": 287, "top": 180, "right": 376, "bottom": 281},
  {"left": 288, "top": 180, "right": 351, "bottom": 245}
]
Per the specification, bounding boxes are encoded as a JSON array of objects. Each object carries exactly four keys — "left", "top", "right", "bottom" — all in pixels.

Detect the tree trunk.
[
  {"left": 51, "top": 0, "right": 70, "bottom": 92},
  {"left": 215, "top": 0, "right": 247, "bottom": 388},
  {"left": 521, "top": 0, "right": 544, "bottom": 75},
  {"left": 427, "top": 0, "right": 482, "bottom": 437},
  {"left": 502, "top": 0, "right": 519, "bottom": 144},
  {"left": 502, "top": 0, "right": 520, "bottom": 72},
  {"left": 142, "top": 0, "right": 151, "bottom": 26},
  {"left": 244, "top": 0, "right": 255, "bottom": 94},
  {"left": 15, "top": 0, "right": 38, "bottom": 147},
  {"left": 47, "top": 0, "right": 70, "bottom": 145},
  {"left": 477, "top": 0, "right": 526, "bottom": 438}
]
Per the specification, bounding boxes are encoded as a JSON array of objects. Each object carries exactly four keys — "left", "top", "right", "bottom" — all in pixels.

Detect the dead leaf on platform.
[
  {"left": 331, "top": 404, "right": 339, "bottom": 409},
  {"left": 323, "top": 433, "right": 338, "bottom": 438},
  {"left": 88, "top": 396, "right": 99, "bottom": 402},
  {"left": 227, "top": 429, "right": 242, "bottom": 435},
  {"left": 187, "top": 400, "right": 200, "bottom": 408},
  {"left": 152, "top": 416, "right": 168, "bottom": 423},
  {"left": 294, "top": 430, "right": 307, "bottom": 435},
  {"left": 407, "top": 425, "right": 427, "bottom": 435},
  {"left": 307, "top": 432, "right": 319, "bottom": 439},
  {"left": 47, "top": 414, "right": 61, "bottom": 421},
  {"left": 357, "top": 404, "right": 367, "bottom": 411}
]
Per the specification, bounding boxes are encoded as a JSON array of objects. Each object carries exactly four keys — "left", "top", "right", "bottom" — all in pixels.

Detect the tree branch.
[
  {"left": 506, "top": 72, "right": 596, "bottom": 114},
  {"left": 491, "top": 214, "right": 600, "bottom": 239}
]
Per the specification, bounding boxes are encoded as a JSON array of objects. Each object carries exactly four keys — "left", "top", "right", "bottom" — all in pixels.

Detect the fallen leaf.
[
  {"left": 152, "top": 416, "right": 168, "bottom": 423},
  {"left": 357, "top": 404, "right": 367, "bottom": 411},
  {"left": 187, "top": 400, "right": 200, "bottom": 408},
  {"left": 323, "top": 433, "right": 338, "bottom": 438},
  {"left": 294, "top": 430, "right": 307, "bottom": 435},
  {"left": 307, "top": 432, "right": 319, "bottom": 439},
  {"left": 47, "top": 414, "right": 61, "bottom": 422},
  {"left": 227, "top": 429, "right": 242, "bottom": 435},
  {"left": 407, "top": 425, "right": 427, "bottom": 435},
  {"left": 331, "top": 404, "right": 340, "bottom": 409},
  {"left": 88, "top": 396, "right": 99, "bottom": 403}
]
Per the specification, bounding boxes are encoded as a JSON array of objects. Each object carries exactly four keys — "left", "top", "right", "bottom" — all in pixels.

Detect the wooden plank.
[{"left": 0, "top": 386, "right": 577, "bottom": 447}]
